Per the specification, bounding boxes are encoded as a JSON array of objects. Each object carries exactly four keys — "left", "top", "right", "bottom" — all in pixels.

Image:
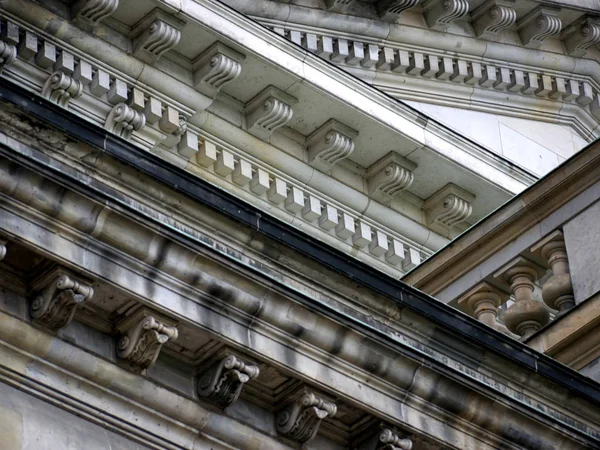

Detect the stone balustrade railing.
[{"left": 455, "top": 229, "right": 574, "bottom": 340}]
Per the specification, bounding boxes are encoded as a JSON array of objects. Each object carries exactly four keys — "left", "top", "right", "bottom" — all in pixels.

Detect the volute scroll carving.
[
  {"left": 306, "top": 119, "right": 358, "bottom": 171},
  {"left": 562, "top": 17, "right": 600, "bottom": 57},
  {"left": 472, "top": 0, "right": 517, "bottom": 37},
  {"left": 41, "top": 71, "right": 84, "bottom": 108},
  {"left": 245, "top": 86, "right": 297, "bottom": 139},
  {"left": 105, "top": 103, "right": 146, "bottom": 139},
  {"left": 377, "top": 0, "right": 421, "bottom": 21},
  {"left": 276, "top": 388, "right": 337, "bottom": 443},
  {"left": 366, "top": 152, "right": 416, "bottom": 203},
  {"left": 424, "top": 183, "right": 474, "bottom": 235},
  {"left": 29, "top": 268, "right": 94, "bottom": 331},
  {"left": 72, "top": 0, "right": 119, "bottom": 26},
  {"left": 197, "top": 354, "right": 260, "bottom": 408},
  {"left": 518, "top": 6, "right": 562, "bottom": 49},
  {"left": 131, "top": 10, "right": 185, "bottom": 64},
  {"left": 192, "top": 42, "right": 245, "bottom": 98},
  {"left": 424, "top": 0, "right": 469, "bottom": 30},
  {"left": 116, "top": 309, "right": 179, "bottom": 371}
]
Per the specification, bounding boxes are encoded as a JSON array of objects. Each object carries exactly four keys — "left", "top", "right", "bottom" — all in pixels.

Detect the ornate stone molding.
[
  {"left": 325, "top": 0, "right": 353, "bottom": 10},
  {"left": 197, "top": 354, "right": 260, "bottom": 408},
  {"left": 366, "top": 152, "right": 416, "bottom": 203},
  {"left": 71, "top": 0, "right": 119, "bottom": 26},
  {"left": 116, "top": 308, "right": 178, "bottom": 371},
  {"left": 457, "top": 282, "right": 513, "bottom": 336},
  {"left": 562, "top": 17, "right": 600, "bottom": 57},
  {"left": 105, "top": 103, "right": 146, "bottom": 139},
  {"left": 41, "top": 71, "right": 83, "bottom": 107},
  {"left": 377, "top": 0, "right": 421, "bottom": 21},
  {"left": 29, "top": 267, "right": 94, "bottom": 331},
  {"left": 276, "top": 388, "right": 337, "bottom": 443},
  {"left": 531, "top": 231, "right": 574, "bottom": 315},
  {"left": 494, "top": 257, "right": 549, "bottom": 339},
  {"left": 131, "top": 9, "right": 184, "bottom": 64},
  {"left": 0, "top": 40, "right": 16, "bottom": 75},
  {"left": 306, "top": 119, "right": 358, "bottom": 171},
  {"left": 192, "top": 42, "right": 245, "bottom": 98},
  {"left": 518, "top": 6, "right": 562, "bottom": 49},
  {"left": 244, "top": 85, "right": 297, "bottom": 139},
  {"left": 423, "top": 183, "right": 474, "bottom": 235},
  {"left": 423, "top": 0, "right": 469, "bottom": 31},
  {"left": 472, "top": 0, "right": 517, "bottom": 37}
]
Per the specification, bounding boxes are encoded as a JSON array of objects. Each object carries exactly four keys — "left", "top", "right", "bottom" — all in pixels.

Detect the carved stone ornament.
[
  {"left": 192, "top": 42, "right": 245, "bottom": 98},
  {"left": 325, "top": 0, "right": 354, "bottom": 10},
  {"left": 423, "top": 0, "right": 470, "bottom": 31},
  {"left": 472, "top": 0, "right": 517, "bottom": 37},
  {"left": 377, "top": 0, "right": 421, "bottom": 21},
  {"left": 0, "top": 40, "right": 16, "bottom": 75},
  {"left": 197, "top": 354, "right": 260, "bottom": 408},
  {"left": 366, "top": 152, "right": 416, "bottom": 203},
  {"left": 245, "top": 85, "right": 297, "bottom": 139},
  {"left": 116, "top": 308, "right": 178, "bottom": 371},
  {"left": 72, "top": 0, "right": 119, "bottom": 26},
  {"left": 41, "top": 71, "right": 83, "bottom": 108},
  {"left": 0, "top": 239, "right": 6, "bottom": 260},
  {"left": 131, "top": 9, "right": 184, "bottom": 64},
  {"left": 306, "top": 118, "right": 358, "bottom": 171},
  {"left": 423, "top": 183, "right": 474, "bottom": 234},
  {"left": 377, "top": 428, "right": 413, "bottom": 450},
  {"left": 105, "top": 103, "right": 146, "bottom": 139},
  {"left": 561, "top": 17, "right": 600, "bottom": 57},
  {"left": 456, "top": 282, "right": 513, "bottom": 336},
  {"left": 517, "top": 6, "right": 562, "bottom": 49},
  {"left": 29, "top": 268, "right": 94, "bottom": 331},
  {"left": 276, "top": 388, "right": 337, "bottom": 443}
]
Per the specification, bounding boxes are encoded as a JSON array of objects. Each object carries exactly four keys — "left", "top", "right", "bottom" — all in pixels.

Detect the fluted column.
[
  {"left": 494, "top": 257, "right": 549, "bottom": 339},
  {"left": 531, "top": 231, "right": 574, "bottom": 316},
  {"left": 457, "top": 282, "right": 513, "bottom": 336}
]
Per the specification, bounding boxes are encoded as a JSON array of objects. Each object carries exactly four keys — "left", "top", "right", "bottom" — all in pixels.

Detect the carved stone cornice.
[
  {"left": 197, "top": 354, "right": 260, "bottom": 408},
  {"left": 131, "top": 9, "right": 184, "bottom": 64},
  {"left": 276, "top": 388, "right": 337, "bottom": 443},
  {"left": 306, "top": 119, "right": 358, "bottom": 171},
  {"left": 518, "top": 6, "right": 562, "bottom": 49},
  {"left": 116, "top": 308, "right": 178, "bottom": 371},
  {"left": 562, "top": 17, "right": 600, "bottom": 57},
  {"left": 377, "top": 0, "right": 421, "bottom": 21},
  {"left": 472, "top": 0, "right": 517, "bottom": 37},
  {"left": 71, "top": 0, "right": 119, "bottom": 26},
  {"left": 423, "top": 0, "right": 469, "bottom": 31},
  {"left": 0, "top": 40, "right": 16, "bottom": 75},
  {"left": 192, "top": 42, "right": 245, "bottom": 98},
  {"left": 423, "top": 183, "right": 474, "bottom": 235},
  {"left": 41, "top": 71, "right": 83, "bottom": 108},
  {"left": 105, "top": 103, "right": 146, "bottom": 139},
  {"left": 29, "top": 267, "right": 94, "bottom": 331},
  {"left": 366, "top": 152, "right": 416, "bottom": 203},
  {"left": 244, "top": 85, "right": 297, "bottom": 139}
]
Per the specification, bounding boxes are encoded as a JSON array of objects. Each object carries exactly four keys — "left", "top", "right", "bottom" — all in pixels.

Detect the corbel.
[
  {"left": 377, "top": 1, "right": 421, "bottom": 21},
  {"left": 517, "top": 6, "right": 562, "bottom": 49},
  {"left": 561, "top": 16, "right": 600, "bottom": 57},
  {"left": 72, "top": 0, "right": 119, "bottom": 26},
  {"left": 423, "top": 183, "right": 474, "bottom": 235},
  {"left": 366, "top": 152, "right": 416, "bottom": 204},
  {"left": 423, "top": 0, "right": 469, "bottom": 31},
  {"left": 472, "top": 0, "right": 517, "bottom": 37},
  {"left": 0, "top": 34, "right": 17, "bottom": 75},
  {"left": 355, "top": 423, "right": 413, "bottom": 450},
  {"left": 29, "top": 266, "right": 94, "bottom": 331},
  {"left": 41, "top": 71, "right": 83, "bottom": 108},
  {"left": 116, "top": 307, "right": 178, "bottom": 371},
  {"left": 130, "top": 9, "right": 185, "bottom": 64},
  {"left": 197, "top": 353, "right": 260, "bottom": 408},
  {"left": 105, "top": 103, "right": 146, "bottom": 139},
  {"left": 306, "top": 119, "right": 358, "bottom": 171},
  {"left": 276, "top": 387, "right": 337, "bottom": 443},
  {"left": 244, "top": 86, "right": 297, "bottom": 140},
  {"left": 192, "top": 42, "right": 245, "bottom": 98}
]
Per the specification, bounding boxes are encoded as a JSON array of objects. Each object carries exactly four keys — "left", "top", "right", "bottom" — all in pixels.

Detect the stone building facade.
[{"left": 1, "top": 0, "right": 600, "bottom": 449}]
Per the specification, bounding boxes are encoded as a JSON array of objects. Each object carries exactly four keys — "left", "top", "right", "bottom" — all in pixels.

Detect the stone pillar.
[
  {"left": 531, "top": 231, "right": 574, "bottom": 316},
  {"left": 494, "top": 257, "right": 549, "bottom": 339},
  {"left": 457, "top": 282, "right": 513, "bottom": 336}
]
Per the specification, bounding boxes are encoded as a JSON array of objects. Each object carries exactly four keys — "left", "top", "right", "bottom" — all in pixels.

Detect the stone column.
[
  {"left": 457, "top": 282, "right": 513, "bottom": 336},
  {"left": 531, "top": 231, "right": 574, "bottom": 316},
  {"left": 494, "top": 257, "right": 549, "bottom": 339}
]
